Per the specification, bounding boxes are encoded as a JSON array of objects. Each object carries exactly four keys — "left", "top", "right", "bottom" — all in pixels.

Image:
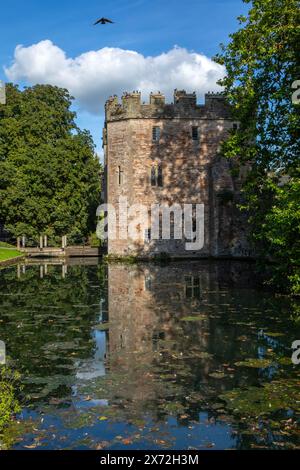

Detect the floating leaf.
[
  {"left": 122, "top": 438, "right": 133, "bottom": 445},
  {"left": 277, "top": 357, "right": 292, "bottom": 366},
  {"left": 220, "top": 379, "right": 300, "bottom": 416},
  {"left": 209, "top": 372, "right": 226, "bottom": 379},
  {"left": 181, "top": 315, "right": 207, "bottom": 322},
  {"left": 235, "top": 358, "right": 272, "bottom": 368},
  {"left": 264, "top": 332, "right": 285, "bottom": 337}
]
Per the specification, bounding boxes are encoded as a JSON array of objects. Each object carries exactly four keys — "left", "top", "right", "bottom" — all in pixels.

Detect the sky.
[{"left": 0, "top": 0, "right": 249, "bottom": 156}]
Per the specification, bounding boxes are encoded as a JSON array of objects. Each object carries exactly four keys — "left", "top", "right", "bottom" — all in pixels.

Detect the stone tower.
[{"left": 103, "top": 90, "right": 250, "bottom": 258}]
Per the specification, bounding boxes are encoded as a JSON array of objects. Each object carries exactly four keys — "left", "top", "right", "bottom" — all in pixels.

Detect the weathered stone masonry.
[{"left": 103, "top": 90, "right": 250, "bottom": 257}]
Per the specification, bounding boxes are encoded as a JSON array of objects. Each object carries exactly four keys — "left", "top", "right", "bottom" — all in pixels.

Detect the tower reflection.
[{"left": 104, "top": 261, "right": 257, "bottom": 418}]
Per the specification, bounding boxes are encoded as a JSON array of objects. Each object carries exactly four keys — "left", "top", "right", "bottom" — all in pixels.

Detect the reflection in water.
[{"left": 0, "top": 259, "right": 299, "bottom": 450}]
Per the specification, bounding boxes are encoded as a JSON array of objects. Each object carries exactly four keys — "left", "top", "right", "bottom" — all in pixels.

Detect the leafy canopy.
[
  {"left": 214, "top": 0, "right": 300, "bottom": 294},
  {"left": 0, "top": 84, "right": 102, "bottom": 243}
]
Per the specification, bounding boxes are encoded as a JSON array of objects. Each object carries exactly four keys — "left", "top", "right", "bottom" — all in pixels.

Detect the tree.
[
  {"left": 0, "top": 84, "right": 102, "bottom": 243},
  {"left": 214, "top": 0, "right": 300, "bottom": 294}
]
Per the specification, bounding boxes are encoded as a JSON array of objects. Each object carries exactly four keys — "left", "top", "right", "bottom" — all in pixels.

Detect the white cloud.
[{"left": 5, "top": 40, "right": 225, "bottom": 114}]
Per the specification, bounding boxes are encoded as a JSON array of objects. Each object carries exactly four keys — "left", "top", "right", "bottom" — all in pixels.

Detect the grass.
[{"left": 0, "top": 243, "right": 23, "bottom": 262}]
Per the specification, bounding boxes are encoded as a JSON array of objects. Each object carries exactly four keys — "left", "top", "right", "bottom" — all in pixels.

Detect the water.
[{"left": 0, "top": 259, "right": 299, "bottom": 450}]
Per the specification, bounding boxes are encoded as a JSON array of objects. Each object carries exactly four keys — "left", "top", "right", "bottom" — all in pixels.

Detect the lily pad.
[
  {"left": 235, "top": 358, "right": 272, "bottom": 368},
  {"left": 194, "top": 351, "right": 213, "bottom": 359},
  {"left": 220, "top": 378, "right": 300, "bottom": 416},
  {"left": 264, "top": 332, "right": 285, "bottom": 337},
  {"left": 277, "top": 357, "right": 292, "bottom": 366},
  {"left": 180, "top": 315, "right": 207, "bottom": 322},
  {"left": 209, "top": 372, "right": 226, "bottom": 379}
]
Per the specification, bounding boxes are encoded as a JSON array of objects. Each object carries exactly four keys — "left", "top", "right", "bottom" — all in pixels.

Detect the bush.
[
  {"left": 0, "top": 367, "right": 21, "bottom": 431},
  {"left": 89, "top": 233, "right": 101, "bottom": 248}
]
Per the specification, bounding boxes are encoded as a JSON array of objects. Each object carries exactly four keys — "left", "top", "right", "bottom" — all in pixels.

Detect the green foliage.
[
  {"left": 0, "top": 84, "right": 102, "bottom": 241},
  {"left": 214, "top": 0, "right": 300, "bottom": 294},
  {"left": 89, "top": 232, "right": 101, "bottom": 247},
  {"left": 104, "top": 254, "right": 139, "bottom": 263},
  {"left": 0, "top": 367, "right": 21, "bottom": 430}
]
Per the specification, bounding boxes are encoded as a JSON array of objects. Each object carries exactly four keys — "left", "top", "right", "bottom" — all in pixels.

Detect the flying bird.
[{"left": 94, "top": 17, "right": 114, "bottom": 25}]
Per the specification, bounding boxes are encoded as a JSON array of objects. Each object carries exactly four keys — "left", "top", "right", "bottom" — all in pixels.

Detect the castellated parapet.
[
  {"left": 103, "top": 89, "right": 251, "bottom": 258},
  {"left": 105, "top": 90, "right": 231, "bottom": 121}
]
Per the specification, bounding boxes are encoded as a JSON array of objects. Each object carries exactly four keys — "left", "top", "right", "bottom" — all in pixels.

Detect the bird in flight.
[{"left": 94, "top": 17, "right": 114, "bottom": 25}]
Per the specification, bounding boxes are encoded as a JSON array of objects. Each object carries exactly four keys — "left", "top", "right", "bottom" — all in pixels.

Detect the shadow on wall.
[{"left": 128, "top": 116, "right": 251, "bottom": 258}]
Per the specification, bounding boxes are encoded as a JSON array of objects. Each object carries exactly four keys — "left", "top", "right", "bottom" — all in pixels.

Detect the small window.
[
  {"left": 151, "top": 166, "right": 157, "bottom": 186},
  {"left": 118, "top": 166, "right": 124, "bottom": 185},
  {"left": 157, "top": 164, "right": 163, "bottom": 187},
  {"left": 152, "top": 331, "right": 165, "bottom": 351},
  {"left": 170, "top": 213, "right": 174, "bottom": 239},
  {"left": 185, "top": 276, "right": 201, "bottom": 299},
  {"left": 144, "top": 228, "right": 151, "bottom": 243},
  {"left": 150, "top": 164, "right": 163, "bottom": 187},
  {"left": 152, "top": 126, "right": 161, "bottom": 142},
  {"left": 144, "top": 274, "right": 152, "bottom": 291},
  {"left": 192, "top": 126, "right": 199, "bottom": 141},
  {"left": 233, "top": 123, "right": 238, "bottom": 131}
]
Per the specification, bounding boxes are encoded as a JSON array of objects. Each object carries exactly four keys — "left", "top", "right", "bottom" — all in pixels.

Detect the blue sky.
[{"left": 0, "top": 0, "right": 248, "bottom": 155}]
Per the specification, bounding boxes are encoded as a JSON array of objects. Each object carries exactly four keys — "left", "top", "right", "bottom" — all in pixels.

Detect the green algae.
[{"left": 220, "top": 378, "right": 300, "bottom": 416}]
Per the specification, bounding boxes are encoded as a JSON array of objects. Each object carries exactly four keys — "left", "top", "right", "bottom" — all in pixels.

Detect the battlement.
[
  {"left": 150, "top": 91, "right": 165, "bottom": 106},
  {"left": 105, "top": 89, "right": 231, "bottom": 122},
  {"left": 174, "top": 89, "right": 197, "bottom": 107}
]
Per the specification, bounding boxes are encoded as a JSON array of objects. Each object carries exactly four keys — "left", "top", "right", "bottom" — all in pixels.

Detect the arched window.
[
  {"left": 118, "top": 166, "right": 124, "bottom": 185},
  {"left": 152, "top": 126, "right": 161, "bottom": 142},
  {"left": 192, "top": 126, "right": 199, "bottom": 141},
  {"left": 151, "top": 166, "right": 156, "bottom": 186},
  {"left": 157, "top": 164, "right": 163, "bottom": 187},
  {"left": 150, "top": 163, "right": 163, "bottom": 187}
]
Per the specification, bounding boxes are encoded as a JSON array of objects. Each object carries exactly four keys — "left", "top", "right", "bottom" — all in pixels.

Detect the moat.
[{"left": 0, "top": 259, "right": 299, "bottom": 450}]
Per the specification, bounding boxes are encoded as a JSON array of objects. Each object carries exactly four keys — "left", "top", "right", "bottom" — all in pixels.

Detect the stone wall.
[{"left": 103, "top": 90, "right": 251, "bottom": 258}]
